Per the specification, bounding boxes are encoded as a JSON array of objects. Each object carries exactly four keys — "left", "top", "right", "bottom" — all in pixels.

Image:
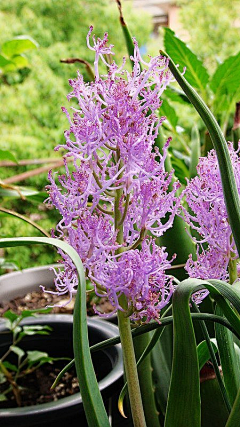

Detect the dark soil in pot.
[
  {"left": 0, "top": 288, "right": 114, "bottom": 317},
  {"left": 0, "top": 361, "right": 79, "bottom": 409},
  {"left": 0, "top": 265, "right": 115, "bottom": 318}
]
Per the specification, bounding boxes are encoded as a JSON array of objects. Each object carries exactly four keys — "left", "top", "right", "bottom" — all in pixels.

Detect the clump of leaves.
[{"left": 0, "top": 308, "right": 69, "bottom": 406}]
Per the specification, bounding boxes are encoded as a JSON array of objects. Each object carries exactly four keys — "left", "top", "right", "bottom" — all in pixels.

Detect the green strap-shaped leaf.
[
  {"left": 197, "top": 340, "right": 218, "bottom": 371},
  {"left": 115, "top": 0, "right": 136, "bottom": 62},
  {"left": 215, "top": 306, "right": 240, "bottom": 405},
  {"left": 192, "top": 303, "right": 231, "bottom": 413},
  {"left": 164, "top": 281, "right": 201, "bottom": 427},
  {"left": 226, "top": 387, "right": 240, "bottom": 427},
  {"left": 163, "top": 28, "right": 209, "bottom": 93},
  {"left": 161, "top": 51, "right": 240, "bottom": 258},
  {"left": 0, "top": 237, "right": 110, "bottom": 427},
  {"left": 189, "top": 125, "right": 200, "bottom": 179},
  {"left": 165, "top": 277, "right": 240, "bottom": 427},
  {"left": 52, "top": 311, "right": 239, "bottom": 389},
  {"left": 133, "top": 333, "right": 161, "bottom": 427}
]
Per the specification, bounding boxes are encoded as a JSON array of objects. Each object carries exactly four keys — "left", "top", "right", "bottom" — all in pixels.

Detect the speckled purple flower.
[{"left": 45, "top": 28, "right": 179, "bottom": 321}]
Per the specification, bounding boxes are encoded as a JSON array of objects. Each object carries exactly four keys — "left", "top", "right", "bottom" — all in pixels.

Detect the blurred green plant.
[
  {"left": 0, "top": 0, "right": 152, "bottom": 269},
  {"left": 160, "top": 28, "right": 240, "bottom": 183},
  {"left": 177, "top": 0, "right": 240, "bottom": 71},
  {"left": 0, "top": 308, "right": 70, "bottom": 407},
  {"left": 0, "top": 35, "right": 38, "bottom": 84}
]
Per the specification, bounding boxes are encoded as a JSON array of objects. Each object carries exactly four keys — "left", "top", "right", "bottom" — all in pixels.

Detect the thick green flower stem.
[
  {"left": 117, "top": 303, "right": 147, "bottom": 427},
  {"left": 133, "top": 333, "right": 161, "bottom": 427},
  {"left": 114, "top": 151, "right": 146, "bottom": 427},
  {"left": 228, "top": 235, "right": 238, "bottom": 285},
  {"left": 228, "top": 252, "right": 238, "bottom": 285}
]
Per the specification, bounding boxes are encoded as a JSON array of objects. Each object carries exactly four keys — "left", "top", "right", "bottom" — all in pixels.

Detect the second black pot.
[{"left": 0, "top": 314, "right": 123, "bottom": 427}]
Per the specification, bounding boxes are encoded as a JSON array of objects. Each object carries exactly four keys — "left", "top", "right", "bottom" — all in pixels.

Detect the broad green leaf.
[
  {"left": 197, "top": 340, "right": 218, "bottom": 371},
  {"left": 0, "top": 258, "right": 18, "bottom": 271},
  {"left": 3, "top": 310, "right": 18, "bottom": 323},
  {"left": 164, "top": 28, "right": 209, "bottom": 92},
  {"left": 10, "top": 345, "right": 25, "bottom": 360},
  {"left": 210, "top": 52, "right": 240, "bottom": 97},
  {"left": 20, "top": 307, "right": 52, "bottom": 318},
  {"left": 22, "top": 325, "right": 52, "bottom": 336},
  {"left": 161, "top": 99, "right": 178, "bottom": 128},
  {"left": 26, "top": 352, "right": 69, "bottom": 369},
  {"left": 164, "top": 86, "right": 191, "bottom": 105},
  {"left": 2, "top": 36, "right": 39, "bottom": 58},
  {"left": 0, "top": 149, "right": 18, "bottom": 164},
  {"left": 170, "top": 152, "right": 190, "bottom": 184},
  {"left": 26, "top": 350, "right": 48, "bottom": 363},
  {"left": 0, "top": 187, "right": 47, "bottom": 203},
  {"left": 0, "top": 237, "right": 110, "bottom": 427},
  {"left": 3, "top": 55, "right": 29, "bottom": 72},
  {"left": 0, "top": 373, "right": 6, "bottom": 384},
  {"left": 165, "top": 276, "right": 240, "bottom": 423},
  {"left": 2, "top": 361, "right": 18, "bottom": 372},
  {"left": 161, "top": 51, "right": 240, "bottom": 258},
  {"left": 0, "top": 394, "right": 7, "bottom": 401},
  {"left": 0, "top": 55, "right": 13, "bottom": 69}
]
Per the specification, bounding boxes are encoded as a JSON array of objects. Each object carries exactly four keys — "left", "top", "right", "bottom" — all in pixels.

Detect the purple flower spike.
[
  {"left": 181, "top": 143, "right": 240, "bottom": 295},
  {"left": 47, "top": 28, "right": 179, "bottom": 321},
  {"left": 92, "top": 238, "right": 175, "bottom": 322}
]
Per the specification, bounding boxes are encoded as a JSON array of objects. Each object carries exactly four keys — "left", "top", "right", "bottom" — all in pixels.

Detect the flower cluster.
[
  {"left": 181, "top": 143, "right": 240, "bottom": 286},
  {"left": 46, "top": 28, "right": 179, "bottom": 321}
]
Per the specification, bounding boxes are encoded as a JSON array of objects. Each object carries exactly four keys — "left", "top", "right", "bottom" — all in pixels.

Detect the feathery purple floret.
[
  {"left": 182, "top": 143, "right": 240, "bottom": 289},
  {"left": 45, "top": 28, "right": 179, "bottom": 321}
]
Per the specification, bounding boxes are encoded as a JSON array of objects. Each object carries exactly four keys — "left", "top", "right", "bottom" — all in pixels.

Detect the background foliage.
[
  {"left": 0, "top": 0, "right": 151, "bottom": 268},
  {"left": 177, "top": 0, "right": 240, "bottom": 71}
]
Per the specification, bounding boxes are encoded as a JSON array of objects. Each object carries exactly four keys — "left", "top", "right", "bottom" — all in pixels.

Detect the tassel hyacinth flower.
[
  {"left": 46, "top": 27, "right": 180, "bottom": 322},
  {"left": 181, "top": 143, "right": 240, "bottom": 300}
]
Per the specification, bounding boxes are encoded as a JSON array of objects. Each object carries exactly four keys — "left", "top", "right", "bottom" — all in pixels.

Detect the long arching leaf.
[
  {"left": 161, "top": 51, "right": 240, "bottom": 258},
  {"left": 0, "top": 237, "right": 110, "bottom": 427},
  {"left": 164, "top": 280, "right": 201, "bottom": 427},
  {"left": 52, "top": 311, "right": 239, "bottom": 389},
  {"left": 226, "top": 387, "right": 240, "bottom": 427}
]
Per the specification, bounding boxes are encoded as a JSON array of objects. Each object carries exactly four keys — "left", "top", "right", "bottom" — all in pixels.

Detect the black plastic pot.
[{"left": 0, "top": 314, "right": 123, "bottom": 427}]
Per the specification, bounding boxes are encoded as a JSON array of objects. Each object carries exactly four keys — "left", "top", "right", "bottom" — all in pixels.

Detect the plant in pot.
[
  {"left": 0, "top": 309, "right": 123, "bottom": 427},
  {"left": 1, "top": 12, "right": 240, "bottom": 427}
]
